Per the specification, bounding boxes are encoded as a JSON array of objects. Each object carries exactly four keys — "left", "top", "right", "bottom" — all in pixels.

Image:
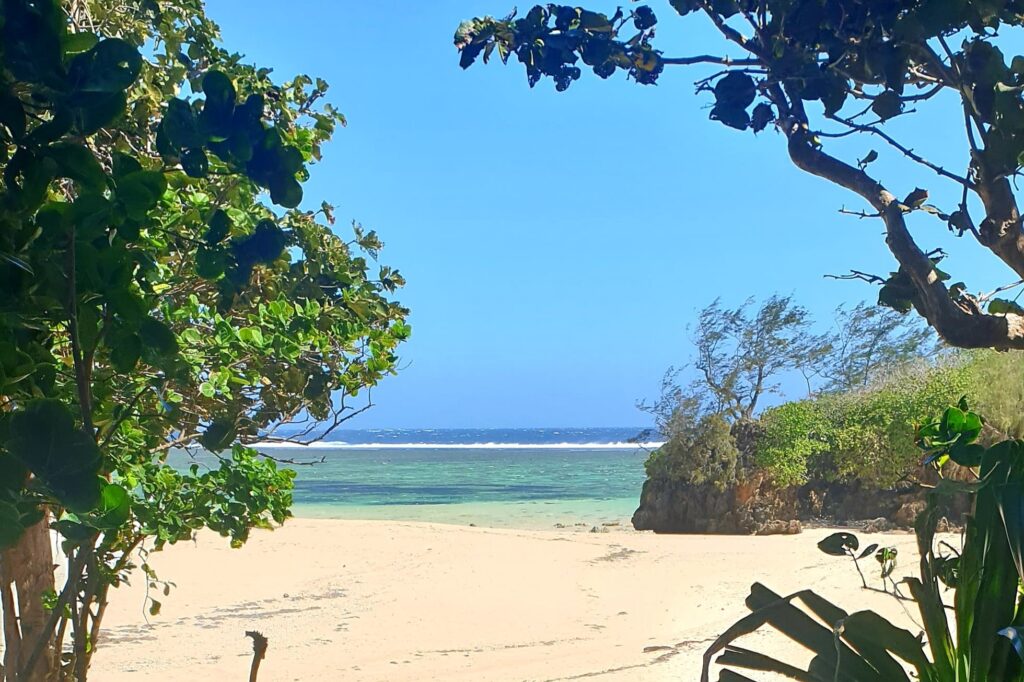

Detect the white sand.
[{"left": 92, "top": 520, "right": 931, "bottom": 681}]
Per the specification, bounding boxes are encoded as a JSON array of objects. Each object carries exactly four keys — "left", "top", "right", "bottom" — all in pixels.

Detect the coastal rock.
[
  {"left": 632, "top": 474, "right": 970, "bottom": 535},
  {"left": 631, "top": 473, "right": 799, "bottom": 534},
  {"left": 863, "top": 517, "right": 893, "bottom": 533},
  {"left": 755, "top": 519, "right": 801, "bottom": 535},
  {"left": 893, "top": 500, "right": 927, "bottom": 528}
]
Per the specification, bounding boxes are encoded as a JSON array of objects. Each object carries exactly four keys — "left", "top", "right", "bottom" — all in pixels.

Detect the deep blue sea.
[{"left": 252, "top": 427, "right": 660, "bottom": 529}]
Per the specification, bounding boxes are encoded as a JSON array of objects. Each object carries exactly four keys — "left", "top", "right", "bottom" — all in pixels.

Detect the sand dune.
[{"left": 93, "top": 519, "right": 931, "bottom": 681}]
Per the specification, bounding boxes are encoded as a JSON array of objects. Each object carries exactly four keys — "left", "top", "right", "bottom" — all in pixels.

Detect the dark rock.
[
  {"left": 755, "top": 519, "right": 802, "bottom": 535},
  {"left": 863, "top": 517, "right": 893, "bottom": 533},
  {"left": 632, "top": 472, "right": 970, "bottom": 535},
  {"left": 893, "top": 500, "right": 927, "bottom": 528}
]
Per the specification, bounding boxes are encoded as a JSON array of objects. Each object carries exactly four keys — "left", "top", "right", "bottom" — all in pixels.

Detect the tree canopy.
[
  {"left": 455, "top": 0, "right": 1024, "bottom": 350},
  {"left": 0, "top": 1, "right": 408, "bottom": 680}
]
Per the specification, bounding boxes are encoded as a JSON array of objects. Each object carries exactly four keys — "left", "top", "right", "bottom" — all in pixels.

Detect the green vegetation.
[
  {"left": 643, "top": 413, "right": 745, "bottom": 490},
  {"left": 757, "top": 356, "right": 973, "bottom": 487},
  {"left": 704, "top": 402, "right": 1024, "bottom": 682},
  {"left": 639, "top": 294, "right": 944, "bottom": 490},
  {"left": 0, "top": 1, "right": 407, "bottom": 680}
]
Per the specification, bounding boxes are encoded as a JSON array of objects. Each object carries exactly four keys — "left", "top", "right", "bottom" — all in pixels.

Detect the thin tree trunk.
[{"left": 1, "top": 516, "right": 58, "bottom": 682}]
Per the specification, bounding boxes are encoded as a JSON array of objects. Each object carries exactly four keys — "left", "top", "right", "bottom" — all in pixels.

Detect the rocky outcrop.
[
  {"left": 632, "top": 475, "right": 969, "bottom": 535},
  {"left": 631, "top": 473, "right": 800, "bottom": 534}
]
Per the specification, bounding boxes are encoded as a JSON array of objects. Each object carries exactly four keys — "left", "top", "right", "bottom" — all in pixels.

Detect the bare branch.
[{"left": 826, "top": 114, "right": 975, "bottom": 189}]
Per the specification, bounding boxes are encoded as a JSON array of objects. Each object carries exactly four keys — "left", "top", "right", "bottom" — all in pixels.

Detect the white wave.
[{"left": 252, "top": 441, "right": 666, "bottom": 450}]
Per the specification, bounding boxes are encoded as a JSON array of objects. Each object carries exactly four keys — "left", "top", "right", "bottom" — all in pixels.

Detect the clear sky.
[{"left": 207, "top": 1, "right": 1002, "bottom": 429}]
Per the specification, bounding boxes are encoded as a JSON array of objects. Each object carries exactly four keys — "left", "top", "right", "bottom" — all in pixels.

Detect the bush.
[
  {"left": 644, "top": 413, "right": 742, "bottom": 490},
  {"left": 753, "top": 399, "right": 832, "bottom": 486},
  {"left": 967, "top": 350, "right": 1024, "bottom": 438},
  {"left": 757, "top": 356, "right": 974, "bottom": 487}
]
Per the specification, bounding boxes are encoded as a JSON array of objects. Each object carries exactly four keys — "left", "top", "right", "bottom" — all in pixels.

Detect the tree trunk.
[{"left": 0, "top": 516, "right": 58, "bottom": 682}]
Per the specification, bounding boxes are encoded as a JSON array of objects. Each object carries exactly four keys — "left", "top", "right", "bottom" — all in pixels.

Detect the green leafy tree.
[
  {"left": 455, "top": 2, "right": 1024, "bottom": 350},
  {"left": 644, "top": 295, "right": 825, "bottom": 430},
  {"left": 640, "top": 295, "right": 823, "bottom": 489},
  {"left": 0, "top": 1, "right": 408, "bottom": 680},
  {"left": 757, "top": 355, "right": 973, "bottom": 486}
]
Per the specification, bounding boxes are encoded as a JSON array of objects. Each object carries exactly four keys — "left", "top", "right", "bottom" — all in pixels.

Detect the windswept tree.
[
  {"left": 0, "top": 1, "right": 408, "bottom": 680},
  {"left": 818, "top": 301, "right": 938, "bottom": 391},
  {"left": 642, "top": 295, "right": 824, "bottom": 431},
  {"left": 454, "top": 2, "right": 1024, "bottom": 351}
]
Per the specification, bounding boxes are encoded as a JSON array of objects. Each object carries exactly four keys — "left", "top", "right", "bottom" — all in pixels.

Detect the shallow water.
[{"left": 187, "top": 428, "right": 655, "bottom": 529}]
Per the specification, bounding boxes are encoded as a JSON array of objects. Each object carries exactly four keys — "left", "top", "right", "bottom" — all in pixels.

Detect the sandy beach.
[{"left": 89, "top": 519, "right": 933, "bottom": 681}]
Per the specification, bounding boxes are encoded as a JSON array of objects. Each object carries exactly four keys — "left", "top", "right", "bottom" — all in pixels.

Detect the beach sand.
[{"left": 93, "top": 519, "right": 933, "bottom": 681}]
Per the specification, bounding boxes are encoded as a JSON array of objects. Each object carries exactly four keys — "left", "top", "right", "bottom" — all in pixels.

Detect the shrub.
[
  {"left": 644, "top": 413, "right": 742, "bottom": 490},
  {"left": 757, "top": 356, "right": 973, "bottom": 488}
]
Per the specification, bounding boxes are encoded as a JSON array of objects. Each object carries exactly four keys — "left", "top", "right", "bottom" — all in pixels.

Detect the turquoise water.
[
  {"left": 237, "top": 428, "right": 656, "bottom": 529},
  {"left": 282, "top": 444, "right": 650, "bottom": 528}
]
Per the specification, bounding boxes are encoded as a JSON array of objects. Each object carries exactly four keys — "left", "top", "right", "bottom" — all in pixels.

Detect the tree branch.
[
  {"left": 662, "top": 55, "right": 761, "bottom": 66},
  {"left": 784, "top": 120, "right": 1024, "bottom": 349}
]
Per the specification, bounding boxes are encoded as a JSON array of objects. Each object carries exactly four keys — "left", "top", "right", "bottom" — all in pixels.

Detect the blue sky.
[{"left": 208, "top": 1, "right": 1003, "bottom": 428}]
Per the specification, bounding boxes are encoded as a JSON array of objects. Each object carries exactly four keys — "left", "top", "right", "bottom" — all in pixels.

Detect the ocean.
[{"left": 253, "top": 427, "right": 660, "bottom": 529}]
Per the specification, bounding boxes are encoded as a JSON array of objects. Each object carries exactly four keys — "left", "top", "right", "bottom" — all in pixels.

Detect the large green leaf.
[
  {"left": 45, "top": 142, "right": 106, "bottom": 192},
  {"left": 6, "top": 399, "right": 102, "bottom": 511}
]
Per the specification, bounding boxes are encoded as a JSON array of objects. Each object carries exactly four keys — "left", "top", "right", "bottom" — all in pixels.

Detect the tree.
[
  {"left": 644, "top": 295, "right": 825, "bottom": 430},
  {"left": 454, "top": 2, "right": 1024, "bottom": 351},
  {"left": 453, "top": 8, "right": 1024, "bottom": 679},
  {"left": 0, "top": 1, "right": 408, "bottom": 680},
  {"left": 818, "top": 301, "right": 938, "bottom": 391}
]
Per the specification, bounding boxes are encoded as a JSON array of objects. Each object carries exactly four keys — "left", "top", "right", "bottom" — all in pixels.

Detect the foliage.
[
  {"left": 0, "top": 0, "right": 408, "bottom": 680},
  {"left": 644, "top": 294, "right": 944, "bottom": 489},
  {"left": 966, "top": 350, "right": 1024, "bottom": 438},
  {"left": 751, "top": 398, "right": 832, "bottom": 486},
  {"left": 692, "top": 295, "right": 825, "bottom": 422},
  {"left": 456, "top": 2, "right": 1024, "bottom": 351},
  {"left": 817, "top": 302, "right": 938, "bottom": 393},
  {"left": 703, "top": 402, "right": 1024, "bottom": 682},
  {"left": 643, "top": 413, "right": 745, "bottom": 490},
  {"left": 756, "top": 356, "right": 973, "bottom": 486}
]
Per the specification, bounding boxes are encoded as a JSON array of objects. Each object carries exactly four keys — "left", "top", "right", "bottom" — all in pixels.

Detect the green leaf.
[
  {"left": 46, "top": 143, "right": 107, "bottom": 192},
  {"left": 200, "top": 70, "right": 236, "bottom": 137},
  {"left": 269, "top": 175, "right": 303, "bottom": 209},
  {"left": 6, "top": 399, "right": 102, "bottom": 511},
  {"left": 989, "top": 298, "right": 1024, "bottom": 316},
  {"left": 857, "top": 543, "right": 879, "bottom": 560},
  {"left": 139, "top": 318, "right": 179, "bottom": 357},
  {"left": 116, "top": 170, "right": 167, "bottom": 221},
  {"left": 161, "top": 99, "right": 203, "bottom": 151},
  {"left": 180, "top": 147, "right": 209, "bottom": 178},
  {"left": 75, "top": 38, "right": 142, "bottom": 93},
  {"left": 205, "top": 209, "right": 231, "bottom": 244},
  {"left": 871, "top": 91, "right": 904, "bottom": 120},
  {"left": 239, "top": 327, "right": 265, "bottom": 346},
  {"left": 0, "top": 501, "right": 27, "bottom": 549},
  {"left": 715, "top": 72, "right": 756, "bottom": 109},
  {"left": 108, "top": 330, "right": 142, "bottom": 373},
  {"left": 196, "top": 247, "right": 227, "bottom": 279},
  {"left": 817, "top": 532, "right": 858, "bottom": 556},
  {"left": 201, "top": 418, "right": 237, "bottom": 452},
  {"left": 62, "top": 31, "right": 99, "bottom": 55},
  {"left": 93, "top": 483, "right": 131, "bottom": 529}
]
